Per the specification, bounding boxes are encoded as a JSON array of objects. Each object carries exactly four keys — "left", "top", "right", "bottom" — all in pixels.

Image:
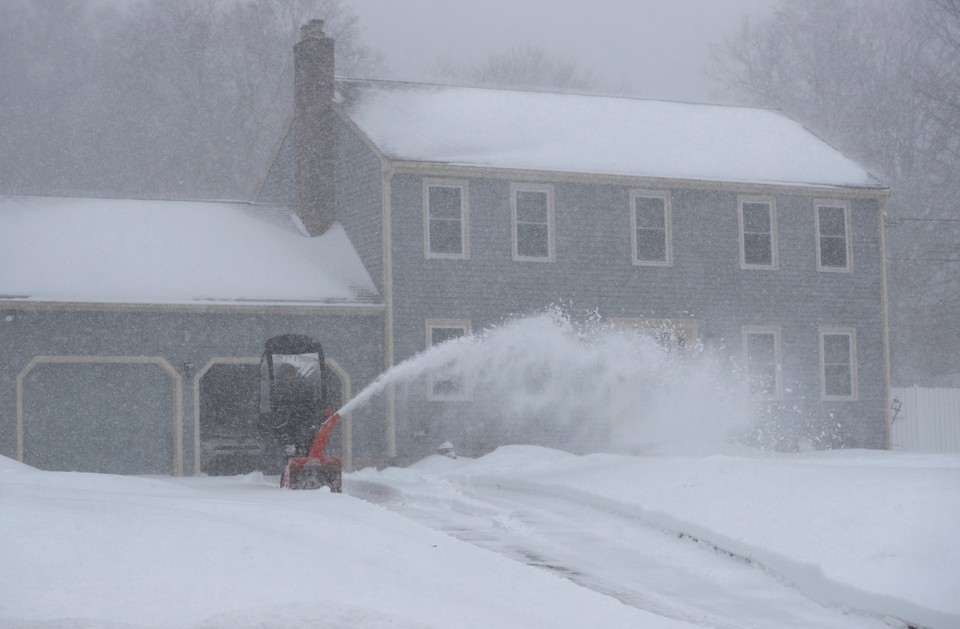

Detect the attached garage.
[{"left": 0, "top": 196, "right": 387, "bottom": 475}]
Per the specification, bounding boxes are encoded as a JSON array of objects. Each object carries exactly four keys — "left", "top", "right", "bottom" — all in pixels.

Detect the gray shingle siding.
[
  {"left": 255, "top": 123, "right": 296, "bottom": 206},
  {"left": 334, "top": 115, "right": 384, "bottom": 291},
  {"left": 385, "top": 170, "right": 886, "bottom": 456}
]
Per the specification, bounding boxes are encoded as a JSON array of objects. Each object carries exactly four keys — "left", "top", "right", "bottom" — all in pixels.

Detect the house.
[{"left": 0, "top": 19, "right": 890, "bottom": 474}]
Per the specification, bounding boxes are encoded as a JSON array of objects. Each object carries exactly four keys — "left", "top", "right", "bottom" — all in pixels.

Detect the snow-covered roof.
[
  {"left": 338, "top": 80, "right": 883, "bottom": 190},
  {"left": 0, "top": 196, "right": 379, "bottom": 306}
]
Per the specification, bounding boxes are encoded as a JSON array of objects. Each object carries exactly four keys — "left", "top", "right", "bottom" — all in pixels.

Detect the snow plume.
[{"left": 343, "top": 308, "right": 753, "bottom": 455}]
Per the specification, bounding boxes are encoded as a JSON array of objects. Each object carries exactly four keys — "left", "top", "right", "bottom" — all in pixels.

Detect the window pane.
[
  {"left": 824, "top": 365, "right": 852, "bottom": 397},
  {"left": 432, "top": 372, "right": 464, "bottom": 397},
  {"left": 634, "top": 197, "right": 665, "bottom": 229},
  {"left": 429, "top": 219, "right": 462, "bottom": 255},
  {"left": 747, "top": 333, "right": 775, "bottom": 363},
  {"left": 517, "top": 223, "right": 549, "bottom": 258},
  {"left": 823, "top": 334, "right": 851, "bottom": 365},
  {"left": 429, "top": 186, "right": 462, "bottom": 220},
  {"left": 818, "top": 206, "right": 846, "bottom": 237},
  {"left": 516, "top": 190, "right": 548, "bottom": 223},
  {"left": 635, "top": 228, "right": 666, "bottom": 261},
  {"left": 742, "top": 203, "right": 771, "bottom": 232},
  {"left": 744, "top": 233, "right": 772, "bottom": 265},
  {"left": 431, "top": 326, "right": 465, "bottom": 345},
  {"left": 820, "top": 235, "right": 848, "bottom": 268}
]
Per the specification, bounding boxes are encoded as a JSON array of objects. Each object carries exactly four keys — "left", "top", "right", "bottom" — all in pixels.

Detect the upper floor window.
[
  {"left": 820, "top": 327, "right": 858, "bottom": 401},
  {"left": 815, "top": 201, "right": 853, "bottom": 272},
  {"left": 742, "top": 326, "right": 783, "bottom": 399},
  {"left": 424, "top": 180, "right": 468, "bottom": 259},
  {"left": 630, "top": 190, "right": 672, "bottom": 266},
  {"left": 426, "top": 319, "right": 471, "bottom": 400},
  {"left": 511, "top": 183, "right": 555, "bottom": 261},
  {"left": 738, "top": 196, "right": 779, "bottom": 270}
]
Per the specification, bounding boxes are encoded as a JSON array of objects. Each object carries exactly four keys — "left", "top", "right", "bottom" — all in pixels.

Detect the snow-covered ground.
[{"left": 2, "top": 447, "right": 957, "bottom": 628}]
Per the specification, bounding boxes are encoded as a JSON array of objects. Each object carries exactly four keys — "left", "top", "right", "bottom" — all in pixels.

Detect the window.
[
  {"left": 511, "top": 183, "right": 555, "bottom": 261},
  {"left": 424, "top": 180, "right": 468, "bottom": 259},
  {"left": 609, "top": 318, "right": 699, "bottom": 352},
  {"left": 815, "top": 201, "right": 852, "bottom": 272},
  {"left": 742, "top": 326, "right": 782, "bottom": 399},
  {"left": 820, "top": 327, "right": 857, "bottom": 400},
  {"left": 630, "top": 190, "right": 672, "bottom": 266},
  {"left": 738, "top": 196, "right": 778, "bottom": 270},
  {"left": 426, "top": 320, "right": 471, "bottom": 400}
]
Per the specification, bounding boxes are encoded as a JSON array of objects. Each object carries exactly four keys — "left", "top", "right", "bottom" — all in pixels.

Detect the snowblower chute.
[{"left": 257, "top": 334, "right": 342, "bottom": 491}]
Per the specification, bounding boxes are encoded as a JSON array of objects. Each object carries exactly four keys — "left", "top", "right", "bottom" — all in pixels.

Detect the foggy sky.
[{"left": 350, "top": 0, "right": 778, "bottom": 102}]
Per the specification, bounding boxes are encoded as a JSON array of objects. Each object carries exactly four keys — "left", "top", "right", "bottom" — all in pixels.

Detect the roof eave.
[{"left": 381, "top": 158, "right": 889, "bottom": 198}]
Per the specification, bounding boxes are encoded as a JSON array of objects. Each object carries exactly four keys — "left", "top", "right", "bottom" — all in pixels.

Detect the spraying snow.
[{"left": 341, "top": 309, "right": 752, "bottom": 455}]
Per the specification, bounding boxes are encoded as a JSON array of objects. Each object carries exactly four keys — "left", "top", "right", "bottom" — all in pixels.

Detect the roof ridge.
[{"left": 334, "top": 76, "right": 784, "bottom": 113}]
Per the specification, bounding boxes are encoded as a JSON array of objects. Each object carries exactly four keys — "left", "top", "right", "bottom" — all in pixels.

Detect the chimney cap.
[{"left": 300, "top": 19, "right": 326, "bottom": 42}]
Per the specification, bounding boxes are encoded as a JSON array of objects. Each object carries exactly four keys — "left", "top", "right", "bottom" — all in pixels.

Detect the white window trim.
[
  {"left": 510, "top": 182, "right": 556, "bottom": 262},
  {"left": 741, "top": 325, "right": 784, "bottom": 400},
  {"left": 738, "top": 195, "right": 779, "bottom": 270},
  {"left": 425, "top": 319, "right": 472, "bottom": 401},
  {"left": 814, "top": 199, "right": 854, "bottom": 273},
  {"left": 630, "top": 189, "right": 673, "bottom": 267},
  {"left": 423, "top": 179, "right": 470, "bottom": 260},
  {"left": 819, "top": 326, "right": 858, "bottom": 402}
]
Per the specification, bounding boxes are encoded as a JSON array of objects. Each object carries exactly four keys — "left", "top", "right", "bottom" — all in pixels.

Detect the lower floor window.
[
  {"left": 743, "top": 327, "right": 782, "bottom": 399},
  {"left": 426, "top": 320, "right": 471, "bottom": 400},
  {"left": 609, "top": 318, "right": 699, "bottom": 352},
  {"left": 820, "top": 328, "right": 857, "bottom": 400}
]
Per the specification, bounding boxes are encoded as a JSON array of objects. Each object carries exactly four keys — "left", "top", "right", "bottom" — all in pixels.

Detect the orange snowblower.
[
  {"left": 281, "top": 409, "right": 342, "bottom": 490},
  {"left": 257, "top": 334, "right": 343, "bottom": 491}
]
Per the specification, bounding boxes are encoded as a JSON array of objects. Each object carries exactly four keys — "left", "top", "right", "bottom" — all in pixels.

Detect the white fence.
[{"left": 890, "top": 387, "right": 960, "bottom": 453}]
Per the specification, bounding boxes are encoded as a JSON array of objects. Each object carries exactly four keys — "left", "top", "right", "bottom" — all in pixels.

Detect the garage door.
[{"left": 20, "top": 360, "right": 179, "bottom": 475}]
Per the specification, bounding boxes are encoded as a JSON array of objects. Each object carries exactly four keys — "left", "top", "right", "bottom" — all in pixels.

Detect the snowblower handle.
[{"left": 308, "top": 409, "right": 341, "bottom": 460}]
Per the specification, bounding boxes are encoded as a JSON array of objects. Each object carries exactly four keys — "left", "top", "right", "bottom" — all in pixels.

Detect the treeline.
[{"left": 0, "top": 0, "right": 380, "bottom": 200}]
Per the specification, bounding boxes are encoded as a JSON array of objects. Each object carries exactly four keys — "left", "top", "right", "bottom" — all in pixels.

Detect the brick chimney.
[{"left": 294, "top": 19, "right": 335, "bottom": 236}]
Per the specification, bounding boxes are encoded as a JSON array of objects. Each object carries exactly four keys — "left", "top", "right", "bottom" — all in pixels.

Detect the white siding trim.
[{"left": 383, "top": 165, "right": 397, "bottom": 458}]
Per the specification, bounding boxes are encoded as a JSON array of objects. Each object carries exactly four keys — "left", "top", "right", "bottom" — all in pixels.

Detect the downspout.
[
  {"left": 382, "top": 162, "right": 396, "bottom": 459},
  {"left": 878, "top": 192, "right": 893, "bottom": 449}
]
